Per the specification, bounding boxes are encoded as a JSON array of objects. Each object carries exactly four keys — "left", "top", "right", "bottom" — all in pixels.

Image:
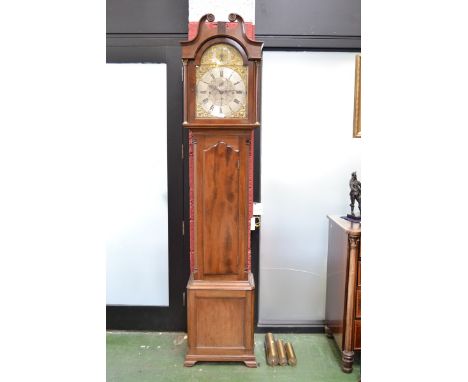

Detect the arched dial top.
[{"left": 196, "top": 43, "right": 248, "bottom": 119}]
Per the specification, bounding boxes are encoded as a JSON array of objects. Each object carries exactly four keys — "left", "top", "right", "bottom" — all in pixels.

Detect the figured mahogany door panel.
[
  {"left": 193, "top": 131, "right": 249, "bottom": 280},
  {"left": 202, "top": 141, "right": 240, "bottom": 276}
]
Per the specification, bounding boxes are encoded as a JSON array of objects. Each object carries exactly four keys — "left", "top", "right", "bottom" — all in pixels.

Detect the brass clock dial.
[
  {"left": 196, "top": 44, "right": 248, "bottom": 119},
  {"left": 197, "top": 67, "right": 246, "bottom": 118}
]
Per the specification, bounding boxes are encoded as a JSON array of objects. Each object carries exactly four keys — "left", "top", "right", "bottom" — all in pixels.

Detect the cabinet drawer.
[
  {"left": 353, "top": 320, "right": 361, "bottom": 350},
  {"left": 355, "top": 288, "right": 361, "bottom": 318}
]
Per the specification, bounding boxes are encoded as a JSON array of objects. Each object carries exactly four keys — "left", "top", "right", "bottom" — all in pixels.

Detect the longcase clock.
[{"left": 181, "top": 13, "right": 263, "bottom": 367}]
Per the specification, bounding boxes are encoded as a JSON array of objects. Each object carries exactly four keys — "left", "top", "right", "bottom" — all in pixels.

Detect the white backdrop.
[
  {"left": 105, "top": 64, "right": 169, "bottom": 306},
  {"left": 259, "top": 52, "right": 361, "bottom": 325}
]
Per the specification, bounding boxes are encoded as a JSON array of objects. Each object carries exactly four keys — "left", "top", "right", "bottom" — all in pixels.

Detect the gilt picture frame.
[{"left": 353, "top": 54, "right": 361, "bottom": 138}]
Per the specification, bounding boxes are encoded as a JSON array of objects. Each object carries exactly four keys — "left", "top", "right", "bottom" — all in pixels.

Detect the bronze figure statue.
[{"left": 347, "top": 171, "right": 361, "bottom": 220}]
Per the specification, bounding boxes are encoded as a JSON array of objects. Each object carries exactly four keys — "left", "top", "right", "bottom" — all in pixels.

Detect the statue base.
[{"left": 344, "top": 214, "right": 361, "bottom": 223}]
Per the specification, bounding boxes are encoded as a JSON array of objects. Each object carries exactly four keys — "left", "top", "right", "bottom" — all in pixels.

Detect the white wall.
[
  {"left": 105, "top": 64, "right": 169, "bottom": 306},
  {"left": 259, "top": 52, "right": 361, "bottom": 325}
]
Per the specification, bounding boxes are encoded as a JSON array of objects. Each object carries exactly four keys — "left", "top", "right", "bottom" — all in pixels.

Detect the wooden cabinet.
[{"left": 325, "top": 215, "right": 361, "bottom": 373}]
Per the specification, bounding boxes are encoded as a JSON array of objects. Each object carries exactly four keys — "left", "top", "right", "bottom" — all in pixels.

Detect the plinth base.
[
  {"left": 185, "top": 273, "right": 257, "bottom": 367},
  {"left": 184, "top": 354, "right": 257, "bottom": 368}
]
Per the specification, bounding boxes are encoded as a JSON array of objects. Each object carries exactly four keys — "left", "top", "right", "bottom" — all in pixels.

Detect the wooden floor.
[{"left": 107, "top": 331, "right": 361, "bottom": 382}]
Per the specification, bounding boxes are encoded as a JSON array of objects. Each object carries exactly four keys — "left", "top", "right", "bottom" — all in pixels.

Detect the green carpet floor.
[{"left": 107, "top": 331, "right": 360, "bottom": 382}]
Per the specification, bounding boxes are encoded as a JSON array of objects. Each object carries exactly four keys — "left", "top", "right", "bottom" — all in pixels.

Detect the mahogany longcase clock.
[{"left": 181, "top": 13, "right": 263, "bottom": 367}]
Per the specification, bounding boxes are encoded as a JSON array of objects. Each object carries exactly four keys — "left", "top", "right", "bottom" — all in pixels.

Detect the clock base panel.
[{"left": 185, "top": 273, "right": 256, "bottom": 367}]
